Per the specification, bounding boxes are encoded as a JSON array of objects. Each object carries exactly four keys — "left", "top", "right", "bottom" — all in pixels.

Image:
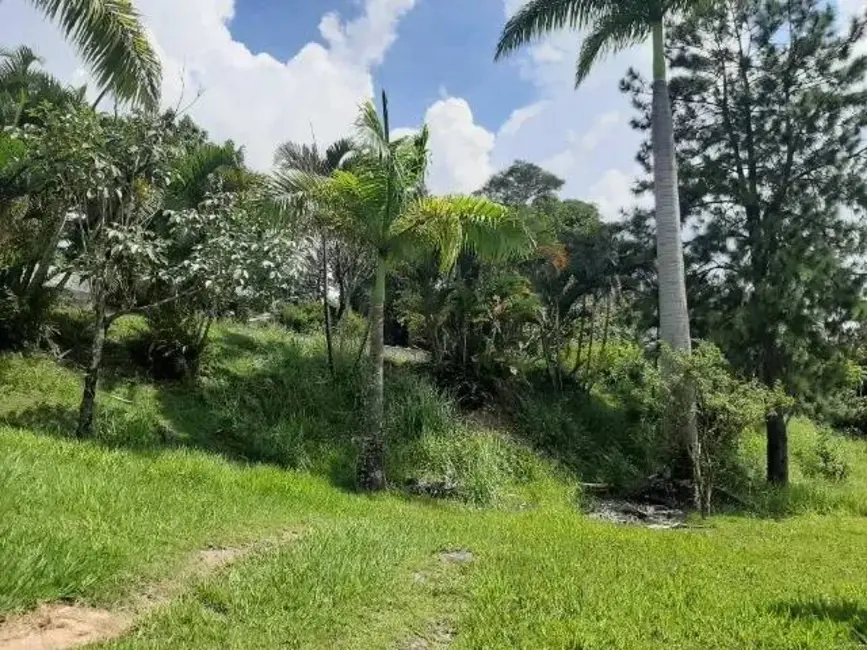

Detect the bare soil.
[{"left": 0, "top": 529, "right": 304, "bottom": 650}]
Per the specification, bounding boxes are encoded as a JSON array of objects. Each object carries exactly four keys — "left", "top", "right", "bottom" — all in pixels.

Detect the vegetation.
[
  {"left": 1, "top": 0, "right": 866, "bottom": 646},
  {"left": 496, "top": 0, "right": 702, "bottom": 487},
  {"left": 1, "top": 320, "right": 866, "bottom": 649}
]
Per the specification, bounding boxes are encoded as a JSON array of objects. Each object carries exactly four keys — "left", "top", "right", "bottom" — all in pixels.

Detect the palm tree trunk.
[
  {"left": 651, "top": 21, "right": 699, "bottom": 502},
  {"left": 357, "top": 255, "right": 387, "bottom": 491}
]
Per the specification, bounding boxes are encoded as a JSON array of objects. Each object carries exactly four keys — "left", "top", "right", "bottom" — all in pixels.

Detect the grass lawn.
[{"left": 2, "top": 318, "right": 867, "bottom": 648}]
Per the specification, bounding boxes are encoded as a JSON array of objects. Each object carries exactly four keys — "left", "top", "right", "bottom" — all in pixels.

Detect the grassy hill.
[{"left": 1, "top": 317, "right": 866, "bottom": 648}]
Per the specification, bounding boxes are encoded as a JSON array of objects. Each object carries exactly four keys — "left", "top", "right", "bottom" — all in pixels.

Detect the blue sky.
[
  {"left": 1, "top": 0, "right": 862, "bottom": 217},
  {"left": 229, "top": 0, "right": 535, "bottom": 132}
]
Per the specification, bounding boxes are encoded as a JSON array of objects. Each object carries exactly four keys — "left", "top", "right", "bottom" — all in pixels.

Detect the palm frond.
[
  {"left": 390, "top": 196, "right": 523, "bottom": 271},
  {"left": 575, "top": 10, "right": 649, "bottom": 86},
  {"left": 354, "top": 99, "right": 391, "bottom": 161},
  {"left": 495, "top": 0, "right": 616, "bottom": 60},
  {"left": 26, "top": 0, "right": 162, "bottom": 109},
  {"left": 168, "top": 142, "right": 241, "bottom": 208},
  {"left": 274, "top": 141, "right": 320, "bottom": 171},
  {"left": 0, "top": 46, "right": 44, "bottom": 77},
  {"left": 324, "top": 137, "right": 354, "bottom": 173}
]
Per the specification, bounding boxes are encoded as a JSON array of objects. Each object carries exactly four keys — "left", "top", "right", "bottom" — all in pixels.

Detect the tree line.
[{"left": 1, "top": 0, "right": 866, "bottom": 511}]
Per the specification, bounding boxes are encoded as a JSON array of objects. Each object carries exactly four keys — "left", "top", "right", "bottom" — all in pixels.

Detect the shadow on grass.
[
  {"left": 773, "top": 599, "right": 867, "bottom": 645},
  {"left": 3, "top": 333, "right": 364, "bottom": 491}
]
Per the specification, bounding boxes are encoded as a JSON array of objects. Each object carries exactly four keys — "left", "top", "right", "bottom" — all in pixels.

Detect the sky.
[{"left": 1, "top": 0, "right": 863, "bottom": 219}]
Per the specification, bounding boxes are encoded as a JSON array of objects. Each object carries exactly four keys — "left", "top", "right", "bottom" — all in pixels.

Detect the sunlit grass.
[{"left": 2, "top": 319, "right": 867, "bottom": 648}]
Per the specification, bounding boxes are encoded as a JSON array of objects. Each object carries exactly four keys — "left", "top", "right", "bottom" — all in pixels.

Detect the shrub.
[
  {"left": 0, "top": 287, "right": 57, "bottom": 351},
  {"left": 135, "top": 303, "right": 212, "bottom": 381},
  {"left": 663, "top": 342, "right": 772, "bottom": 515},
  {"left": 278, "top": 301, "right": 324, "bottom": 334},
  {"left": 801, "top": 429, "right": 851, "bottom": 482},
  {"left": 510, "top": 340, "right": 663, "bottom": 491}
]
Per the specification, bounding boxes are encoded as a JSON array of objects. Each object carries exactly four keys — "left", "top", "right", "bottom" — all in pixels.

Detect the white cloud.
[
  {"left": 480, "top": 0, "right": 650, "bottom": 212},
  {"left": 0, "top": 0, "right": 418, "bottom": 171},
  {"left": 498, "top": 101, "right": 548, "bottom": 137},
  {"left": 422, "top": 98, "right": 495, "bottom": 195},
  {"left": 588, "top": 168, "right": 649, "bottom": 222}
]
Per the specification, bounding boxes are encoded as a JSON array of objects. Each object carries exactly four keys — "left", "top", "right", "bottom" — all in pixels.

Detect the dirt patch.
[
  {"left": 438, "top": 549, "right": 475, "bottom": 564},
  {"left": 401, "top": 620, "right": 456, "bottom": 650},
  {"left": 0, "top": 605, "right": 131, "bottom": 650},
  {"left": 0, "top": 529, "right": 304, "bottom": 650}
]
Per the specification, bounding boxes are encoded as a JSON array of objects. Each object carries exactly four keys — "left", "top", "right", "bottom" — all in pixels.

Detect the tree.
[
  {"left": 476, "top": 159, "right": 563, "bottom": 206},
  {"left": 1, "top": 45, "right": 85, "bottom": 127},
  {"left": 496, "top": 0, "right": 702, "bottom": 488},
  {"left": 276, "top": 92, "right": 524, "bottom": 491},
  {"left": 623, "top": 0, "right": 867, "bottom": 483},
  {"left": 21, "top": 0, "right": 162, "bottom": 109},
  {"left": 273, "top": 138, "right": 354, "bottom": 377}
]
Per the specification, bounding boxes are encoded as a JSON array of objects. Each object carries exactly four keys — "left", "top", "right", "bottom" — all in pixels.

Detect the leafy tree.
[
  {"left": 21, "top": 0, "right": 162, "bottom": 108},
  {"left": 624, "top": 0, "right": 867, "bottom": 483},
  {"left": 476, "top": 159, "right": 563, "bottom": 206},
  {"left": 277, "top": 93, "right": 524, "bottom": 491},
  {"left": 496, "top": 0, "right": 701, "bottom": 483},
  {"left": 527, "top": 198, "right": 622, "bottom": 390},
  {"left": 663, "top": 343, "right": 777, "bottom": 516}
]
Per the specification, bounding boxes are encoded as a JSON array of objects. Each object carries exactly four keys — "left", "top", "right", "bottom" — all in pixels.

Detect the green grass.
[{"left": 2, "top": 317, "right": 867, "bottom": 648}]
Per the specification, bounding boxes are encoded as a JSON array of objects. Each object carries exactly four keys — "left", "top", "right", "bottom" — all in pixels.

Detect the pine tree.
[{"left": 623, "top": 0, "right": 867, "bottom": 484}]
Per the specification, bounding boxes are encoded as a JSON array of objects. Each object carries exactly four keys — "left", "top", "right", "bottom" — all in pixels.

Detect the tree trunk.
[
  {"left": 651, "top": 21, "right": 699, "bottom": 502},
  {"left": 321, "top": 235, "right": 335, "bottom": 378},
  {"left": 766, "top": 410, "right": 788, "bottom": 485},
  {"left": 76, "top": 279, "right": 107, "bottom": 438},
  {"left": 356, "top": 256, "right": 387, "bottom": 491}
]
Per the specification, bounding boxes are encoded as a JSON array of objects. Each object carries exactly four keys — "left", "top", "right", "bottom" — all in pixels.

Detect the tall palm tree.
[
  {"left": 273, "top": 137, "right": 354, "bottom": 377},
  {"left": 496, "top": 0, "right": 700, "bottom": 483},
  {"left": 16, "top": 0, "right": 161, "bottom": 109},
  {"left": 275, "top": 93, "right": 525, "bottom": 491}
]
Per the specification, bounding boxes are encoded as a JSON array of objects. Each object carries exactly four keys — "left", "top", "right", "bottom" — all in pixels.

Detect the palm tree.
[
  {"left": 274, "top": 93, "right": 525, "bottom": 491},
  {"left": 0, "top": 45, "right": 85, "bottom": 127},
  {"left": 496, "top": 0, "right": 700, "bottom": 486},
  {"left": 274, "top": 138, "right": 354, "bottom": 377},
  {"left": 17, "top": 0, "right": 162, "bottom": 109}
]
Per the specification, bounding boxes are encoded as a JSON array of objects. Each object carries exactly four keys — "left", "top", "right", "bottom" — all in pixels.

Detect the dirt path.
[{"left": 0, "top": 529, "right": 304, "bottom": 650}]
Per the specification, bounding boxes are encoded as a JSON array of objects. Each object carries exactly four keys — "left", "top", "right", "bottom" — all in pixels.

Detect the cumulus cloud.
[
  {"left": 422, "top": 98, "right": 495, "bottom": 195},
  {"left": 0, "top": 0, "right": 417, "bottom": 171}
]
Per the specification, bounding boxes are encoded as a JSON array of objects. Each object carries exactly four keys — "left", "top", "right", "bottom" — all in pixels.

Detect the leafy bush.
[
  {"left": 801, "top": 429, "right": 851, "bottom": 482},
  {"left": 133, "top": 303, "right": 212, "bottom": 381},
  {"left": 0, "top": 287, "right": 57, "bottom": 350},
  {"left": 663, "top": 342, "right": 772, "bottom": 514},
  {"left": 334, "top": 310, "right": 367, "bottom": 341},
  {"left": 511, "top": 340, "right": 663, "bottom": 491},
  {"left": 277, "top": 301, "right": 324, "bottom": 334}
]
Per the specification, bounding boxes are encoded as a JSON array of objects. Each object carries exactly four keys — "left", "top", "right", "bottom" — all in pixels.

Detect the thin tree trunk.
[
  {"left": 76, "top": 278, "right": 107, "bottom": 438},
  {"left": 321, "top": 235, "right": 335, "bottom": 378},
  {"left": 766, "top": 411, "right": 788, "bottom": 485},
  {"left": 357, "top": 256, "right": 386, "bottom": 491},
  {"left": 651, "top": 21, "right": 699, "bottom": 504}
]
